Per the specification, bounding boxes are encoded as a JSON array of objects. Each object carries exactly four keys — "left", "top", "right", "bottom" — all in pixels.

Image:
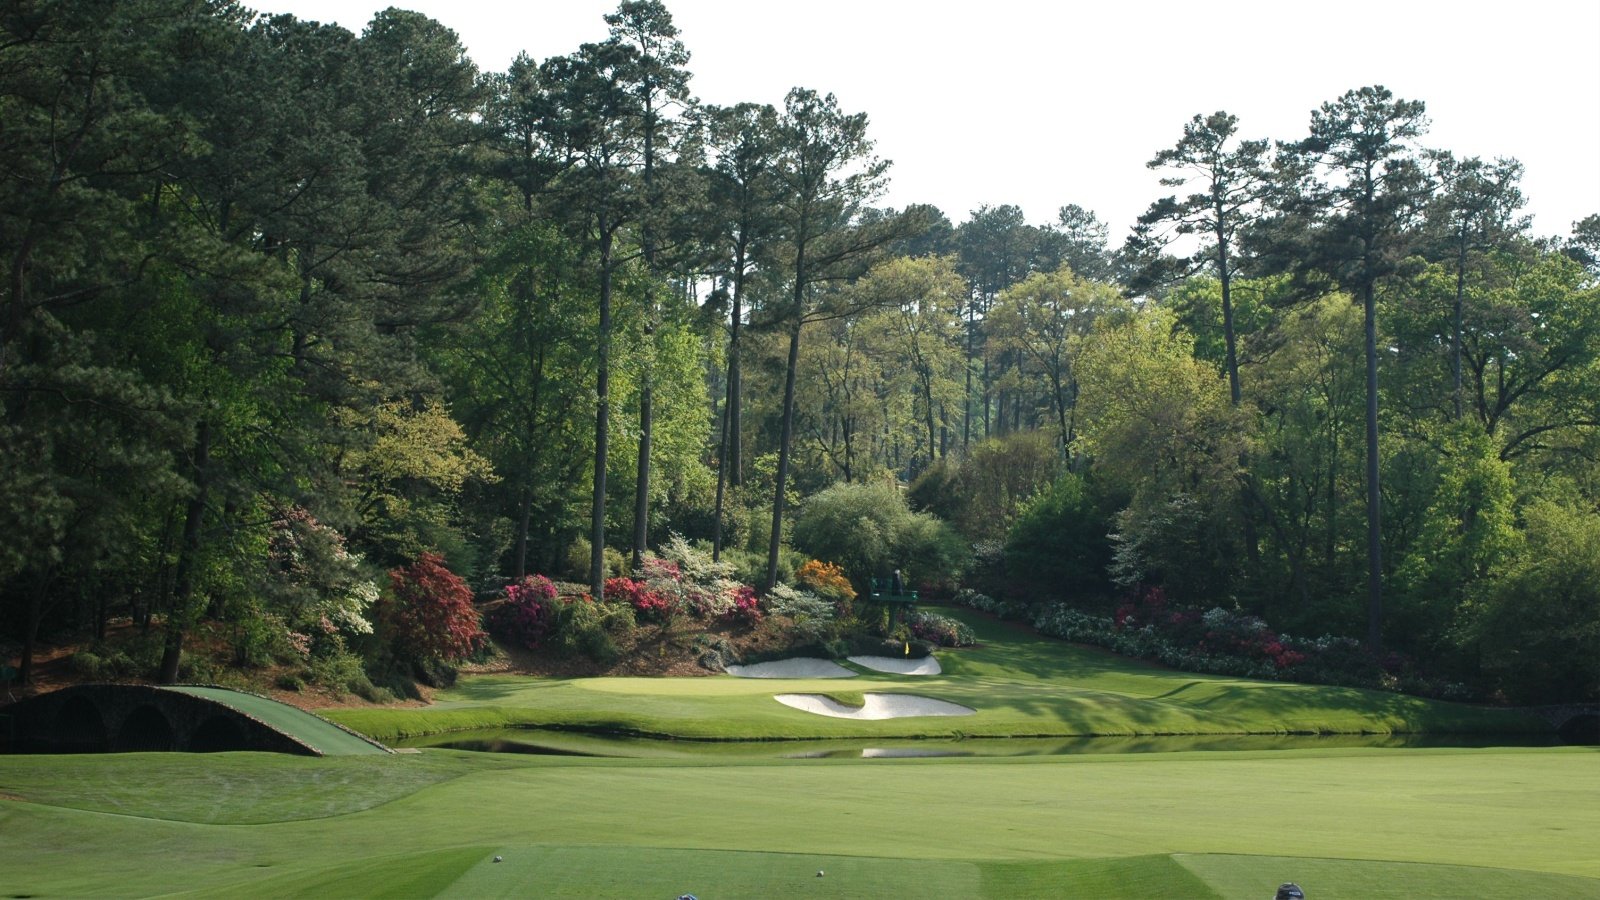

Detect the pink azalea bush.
[
  {"left": 492, "top": 575, "right": 561, "bottom": 649},
  {"left": 723, "top": 585, "right": 762, "bottom": 627},
  {"left": 605, "top": 576, "right": 675, "bottom": 622}
]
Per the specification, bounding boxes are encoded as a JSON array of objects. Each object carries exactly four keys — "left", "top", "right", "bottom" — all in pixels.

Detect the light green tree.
[
  {"left": 987, "top": 266, "right": 1129, "bottom": 460},
  {"left": 1077, "top": 307, "right": 1246, "bottom": 602}
]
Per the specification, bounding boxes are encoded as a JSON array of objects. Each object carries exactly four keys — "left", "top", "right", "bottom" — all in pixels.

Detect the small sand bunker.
[
  {"left": 725, "top": 658, "right": 856, "bottom": 679},
  {"left": 847, "top": 655, "right": 942, "bottom": 676},
  {"left": 774, "top": 693, "right": 975, "bottom": 720}
]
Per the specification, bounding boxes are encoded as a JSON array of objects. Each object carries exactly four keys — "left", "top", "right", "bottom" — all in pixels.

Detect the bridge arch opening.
[
  {"left": 53, "top": 696, "right": 109, "bottom": 753},
  {"left": 115, "top": 705, "right": 175, "bottom": 752},
  {"left": 1560, "top": 713, "right": 1600, "bottom": 746},
  {"left": 189, "top": 714, "right": 248, "bottom": 752}
]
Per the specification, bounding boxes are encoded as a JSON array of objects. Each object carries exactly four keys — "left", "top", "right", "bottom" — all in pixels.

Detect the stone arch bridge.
[
  {"left": 0, "top": 684, "right": 390, "bottom": 756},
  {"left": 1531, "top": 704, "right": 1600, "bottom": 745}
]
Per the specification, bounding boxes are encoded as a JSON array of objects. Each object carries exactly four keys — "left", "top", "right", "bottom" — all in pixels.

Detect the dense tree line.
[{"left": 2, "top": 0, "right": 1596, "bottom": 703}]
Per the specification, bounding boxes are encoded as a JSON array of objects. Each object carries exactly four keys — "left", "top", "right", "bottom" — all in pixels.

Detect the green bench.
[
  {"left": 868, "top": 577, "right": 918, "bottom": 630},
  {"left": 868, "top": 578, "right": 918, "bottom": 604}
]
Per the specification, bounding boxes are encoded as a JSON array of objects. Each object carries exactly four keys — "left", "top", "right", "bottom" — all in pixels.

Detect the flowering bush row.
[
  {"left": 681, "top": 581, "right": 732, "bottom": 619},
  {"left": 953, "top": 588, "right": 1474, "bottom": 700},
  {"left": 605, "top": 576, "right": 674, "bottom": 621},
  {"left": 905, "top": 611, "right": 976, "bottom": 648},
  {"left": 1117, "top": 588, "right": 1307, "bottom": 670},
  {"left": 474, "top": 536, "right": 874, "bottom": 668},
  {"left": 485, "top": 535, "right": 775, "bottom": 659}
]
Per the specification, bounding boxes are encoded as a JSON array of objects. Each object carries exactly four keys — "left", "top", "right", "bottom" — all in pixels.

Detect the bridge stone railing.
[
  {"left": 1524, "top": 704, "right": 1600, "bottom": 744},
  {"left": 1, "top": 683, "right": 320, "bottom": 755}
]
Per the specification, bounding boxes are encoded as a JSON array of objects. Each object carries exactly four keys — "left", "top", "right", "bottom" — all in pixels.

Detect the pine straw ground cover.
[{"left": 1, "top": 746, "right": 1597, "bottom": 898}]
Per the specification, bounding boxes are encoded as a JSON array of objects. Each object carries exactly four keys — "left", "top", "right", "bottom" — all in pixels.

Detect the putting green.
[{"left": 327, "top": 609, "right": 1545, "bottom": 743}]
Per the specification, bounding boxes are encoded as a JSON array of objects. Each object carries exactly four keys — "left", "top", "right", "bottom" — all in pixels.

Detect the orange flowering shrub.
[{"left": 796, "top": 560, "right": 856, "bottom": 603}]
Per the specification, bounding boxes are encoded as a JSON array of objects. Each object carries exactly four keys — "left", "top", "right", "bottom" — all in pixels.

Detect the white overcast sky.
[{"left": 263, "top": 0, "right": 1599, "bottom": 241}]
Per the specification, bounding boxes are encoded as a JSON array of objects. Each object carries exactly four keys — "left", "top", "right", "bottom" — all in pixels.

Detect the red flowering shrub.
[
  {"left": 605, "top": 576, "right": 675, "bottom": 622},
  {"left": 1115, "top": 585, "right": 1311, "bottom": 671},
  {"left": 491, "top": 575, "right": 560, "bottom": 649},
  {"left": 1114, "top": 585, "right": 1169, "bottom": 629},
  {"left": 722, "top": 585, "right": 763, "bottom": 627},
  {"left": 384, "top": 552, "right": 484, "bottom": 662}
]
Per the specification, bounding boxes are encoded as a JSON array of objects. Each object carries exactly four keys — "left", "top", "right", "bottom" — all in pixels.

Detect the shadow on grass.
[{"left": 934, "top": 606, "right": 1546, "bottom": 736}]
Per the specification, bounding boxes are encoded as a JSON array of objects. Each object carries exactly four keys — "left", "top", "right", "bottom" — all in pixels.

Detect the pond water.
[{"left": 393, "top": 728, "right": 1563, "bottom": 759}]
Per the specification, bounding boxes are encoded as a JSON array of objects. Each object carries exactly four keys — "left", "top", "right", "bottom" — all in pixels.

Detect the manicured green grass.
[
  {"left": 164, "top": 685, "right": 389, "bottom": 755},
  {"left": 0, "top": 750, "right": 522, "bottom": 823},
  {"left": 393, "top": 727, "right": 1555, "bottom": 758},
  {"left": 2, "top": 609, "right": 1582, "bottom": 898},
  {"left": 3, "top": 747, "right": 1597, "bottom": 897},
  {"left": 328, "top": 609, "right": 1544, "bottom": 743}
]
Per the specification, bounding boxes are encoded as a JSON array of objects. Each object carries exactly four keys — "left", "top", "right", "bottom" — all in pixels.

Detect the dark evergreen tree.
[
  {"left": 702, "top": 101, "right": 781, "bottom": 560},
  {"left": 1280, "top": 86, "right": 1434, "bottom": 652},
  {"left": 763, "top": 88, "right": 894, "bottom": 592}
]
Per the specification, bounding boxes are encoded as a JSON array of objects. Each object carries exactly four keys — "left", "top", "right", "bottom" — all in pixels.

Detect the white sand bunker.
[
  {"left": 848, "top": 654, "right": 942, "bottom": 676},
  {"left": 774, "top": 692, "right": 975, "bottom": 720},
  {"left": 725, "top": 658, "right": 856, "bottom": 679}
]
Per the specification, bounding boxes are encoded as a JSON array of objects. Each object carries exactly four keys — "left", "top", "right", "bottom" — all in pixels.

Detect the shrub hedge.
[{"left": 952, "top": 588, "right": 1476, "bottom": 701}]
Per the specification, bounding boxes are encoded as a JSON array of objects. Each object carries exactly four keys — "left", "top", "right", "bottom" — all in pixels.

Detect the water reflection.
[{"left": 395, "top": 728, "right": 1561, "bottom": 759}]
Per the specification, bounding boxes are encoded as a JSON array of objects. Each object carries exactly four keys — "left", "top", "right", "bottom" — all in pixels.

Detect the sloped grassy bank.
[{"left": 324, "top": 607, "right": 1544, "bottom": 743}]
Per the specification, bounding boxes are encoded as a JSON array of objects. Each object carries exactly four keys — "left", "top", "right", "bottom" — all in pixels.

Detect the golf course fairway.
[{"left": 2, "top": 746, "right": 1597, "bottom": 897}]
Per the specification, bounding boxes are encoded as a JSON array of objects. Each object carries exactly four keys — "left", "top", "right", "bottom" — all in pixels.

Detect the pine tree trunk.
[
  {"left": 17, "top": 571, "right": 48, "bottom": 686},
  {"left": 1452, "top": 234, "right": 1467, "bottom": 420},
  {"left": 590, "top": 228, "right": 613, "bottom": 602},
  {"left": 514, "top": 486, "right": 533, "bottom": 580},
  {"left": 712, "top": 383, "right": 732, "bottom": 562},
  {"left": 765, "top": 318, "right": 803, "bottom": 594},
  {"left": 1363, "top": 278, "right": 1383, "bottom": 654},
  {"left": 160, "top": 420, "right": 212, "bottom": 684},
  {"left": 728, "top": 263, "right": 746, "bottom": 489},
  {"left": 632, "top": 376, "right": 652, "bottom": 570},
  {"left": 963, "top": 299, "right": 975, "bottom": 449},
  {"left": 632, "top": 100, "right": 660, "bottom": 573},
  {"left": 713, "top": 258, "right": 746, "bottom": 561},
  {"left": 1219, "top": 229, "right": 1260, "bottom": 566}
]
